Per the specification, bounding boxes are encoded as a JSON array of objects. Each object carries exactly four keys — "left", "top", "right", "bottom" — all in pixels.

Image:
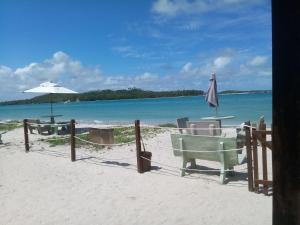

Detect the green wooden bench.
[{"left": 171, "top": 133, "right": 244, "bottom": 184}]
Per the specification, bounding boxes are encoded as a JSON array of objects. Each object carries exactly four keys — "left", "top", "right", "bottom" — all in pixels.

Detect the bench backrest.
[
  {"left": 171, "top": 133, "right": 239, "bottom": 167},
  {"left": 186, "top": 120, "right": 221, "bottom": 136}
]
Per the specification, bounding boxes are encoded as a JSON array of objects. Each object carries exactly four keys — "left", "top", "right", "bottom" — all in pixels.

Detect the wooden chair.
[
  {"left": 27, "top": 119, "right": 51, "bottom": 135},
  {"left": 171, "top": 133, "right": 245, "bottom": 184},
  {"left": 176, "top": 117, "right": 189, "bottom": 134}
]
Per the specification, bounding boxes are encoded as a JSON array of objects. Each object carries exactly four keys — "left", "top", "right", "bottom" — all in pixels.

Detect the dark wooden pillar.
[
  {"left": 23, "top": 119, "right": 29, "bottom": 152},
  {"left": 135, "top": 120, "right": 143, "bottom": 173},
  {"left": 272, "top": 0, "right": 300, "bottom": 224},
  {"left": 70, "top": 119, "right": 76, "bottom": 162}
]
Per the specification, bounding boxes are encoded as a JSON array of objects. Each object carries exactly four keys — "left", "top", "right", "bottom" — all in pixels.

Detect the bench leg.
[
  {"left": 190, "top": 158, "right": 196, "bottom": 168},
  {"left": 220, "top": 167, "right": 225, "bottom": 184},
  {"left": 181, "top": 159, "right": 187, "bottom": 176},
  {"left": 218, "top": 142, "right": 226, "bottom": 184}
]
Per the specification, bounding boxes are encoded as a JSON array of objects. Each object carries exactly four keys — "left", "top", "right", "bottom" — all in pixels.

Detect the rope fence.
[
  {"left": 74, "top": 136, "right": 135, "bottom": 146},
  {"left": 20, "top": 118, "right": 273, "bottom": 189},
  {"left": 173, "top": 147, "right": 244, "bottom": 153}
]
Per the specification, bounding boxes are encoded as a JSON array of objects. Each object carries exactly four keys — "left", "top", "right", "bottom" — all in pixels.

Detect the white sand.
[{"left": 0, "top": 127, "right": 272, "bottom": 225}]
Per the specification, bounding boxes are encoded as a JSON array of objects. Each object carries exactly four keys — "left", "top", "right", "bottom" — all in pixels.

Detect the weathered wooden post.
[
  {"left": 245, "top": 121, "right": 254, "bottom": 192},
  {"left": 272, "top": 0, "right": 300, "bottom": 223},
  {"left": 70, "top": 119, "right": 76, "bottom": 162},
  {"left": 260, "top": 123, "right": 269, "bottom": 195},
  {"left": 23, "top": 119, "right": 29, "bottom": 152},
  {"left": 135, "top": 120, "right": 143, "bottom": 173},
  {"left": 252, "top": 123, "right": 259, "bottom": 192}
]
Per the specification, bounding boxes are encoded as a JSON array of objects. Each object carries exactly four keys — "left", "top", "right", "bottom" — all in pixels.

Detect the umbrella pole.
[
  {"left": 50, "top": 94, "right": 55, "bottom": 124},
  {"left": 50, "top": 94, "right": 53, "bottom": 116}
]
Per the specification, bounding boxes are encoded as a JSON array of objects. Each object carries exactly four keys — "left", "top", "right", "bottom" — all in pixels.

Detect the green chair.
[{"left": 170, "top": 133, "right": 245, "bottom": 184}]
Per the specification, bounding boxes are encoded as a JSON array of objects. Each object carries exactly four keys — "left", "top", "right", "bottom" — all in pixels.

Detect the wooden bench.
[
  {"left": 171, "top": 133, "right": 245, "bottom": 184},
  {"left": 27, "top": 119, "right": 51, "bottom": 135}
]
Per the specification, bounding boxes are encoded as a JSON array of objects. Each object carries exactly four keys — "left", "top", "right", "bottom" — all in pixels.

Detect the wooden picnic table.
[{"left": 41, "top": 115, "right": 63, "bottom": 124}]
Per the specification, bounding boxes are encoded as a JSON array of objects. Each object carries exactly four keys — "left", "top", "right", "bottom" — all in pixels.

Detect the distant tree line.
[
  {"left": 0, "top": 88, "right": 271, "bottom": 106},
  {"left": 0, "top": 88, "right": 205, "bottom": 105}
]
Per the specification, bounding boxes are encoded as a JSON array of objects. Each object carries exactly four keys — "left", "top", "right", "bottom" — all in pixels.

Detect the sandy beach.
[{"left": 0, "top": 126, "right": 272, "bottom": 225}]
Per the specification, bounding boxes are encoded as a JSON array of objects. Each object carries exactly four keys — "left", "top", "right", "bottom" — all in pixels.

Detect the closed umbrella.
[
  {"left": 205, "top": 73, "right": 219, "bottom": 115},
  {"left": 24, "top": 82, "right": 77, "bottom": 122}
]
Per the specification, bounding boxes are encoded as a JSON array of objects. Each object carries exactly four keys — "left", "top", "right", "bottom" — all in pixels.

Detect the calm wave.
[{"left": 0, "top": 93, "right": 272, "bottom": 125}]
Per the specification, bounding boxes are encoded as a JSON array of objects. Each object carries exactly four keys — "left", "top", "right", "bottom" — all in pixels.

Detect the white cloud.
[
  {"left": 214, "top": 56, "right": 231, "bottom": 69},
  {"left": 0, "top": 51, "right": 169, "bottom": 100},
  {"left": 152, "top": 0, "right": 263, "bottom": 17},
  {"left": 180, "top": 20, "right": 202, "bottom": 31},
  {"left": 134, "top": 72, "right": 158, "bottom": 82},
  {"left": 152, "top": 0, "right": 208, "bottom": 17},
  {"left": 112, "top": 45, "right": 146, "bottom": 59},
  {"left": 249, "top": 56, "right": 268, "bottom": 66},
  {"left": 0, "top": 51, "right": 105, "bottom": 100},
  {"left": 180, "top": 62, "right": 194, "bottom": 74},
  {"left": 0, "top": 50, "right": 272, "bottom": 101}
]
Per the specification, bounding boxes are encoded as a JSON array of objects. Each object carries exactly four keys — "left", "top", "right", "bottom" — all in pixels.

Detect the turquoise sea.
[{"left": 0, "top": 93, "right": 272, "bottom": 125}]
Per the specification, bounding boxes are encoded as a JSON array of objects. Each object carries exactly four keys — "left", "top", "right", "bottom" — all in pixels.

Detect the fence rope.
[
  {"left": 172, "top": 147, "right": 244, "bottom": 153},
  {"left": 26, "top": 122, "right": 70, "bottom": 126},
  {"left": 75, "top": 123, "right": 135, "bottom": 129},
  {"left": 140, "top": 125, "right": 243, "bottom": 131},
  {"left": 74, "top": 136, "right": 135, "bottom": 146},
  {"left": 40, "top": 135, "right": 71, "bottom": 141},
  {"left": 140, "top": 156, "right": 248, "bottom": 173}
]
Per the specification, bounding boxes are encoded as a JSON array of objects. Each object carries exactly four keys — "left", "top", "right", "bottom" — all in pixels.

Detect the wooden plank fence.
[{"left": 245, "top": 119, "right": 273, "bottom": 195}]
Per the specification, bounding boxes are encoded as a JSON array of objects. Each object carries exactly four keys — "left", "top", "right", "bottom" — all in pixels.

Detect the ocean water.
[{"left": 0, "top": 93, "right": 272, "bottom": 125}]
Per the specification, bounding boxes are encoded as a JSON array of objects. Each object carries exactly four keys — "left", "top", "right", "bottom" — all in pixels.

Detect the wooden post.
[
  {"left": 272, "top": 0, "right": 300, "bottom": 223},
  {"left": 135, "top": 120, "right": 143, "bottom": 173},
  {"left": 261, "top": 123, "right": 269, "bottom": 195},
  {"left": 23, "top": 119, "right": 29, "bottom": 152},
  {"left": 252, "top": 124, "right": 259, "bottom": 192},
  {"left": 245, "top": 121, "right": 254, "bottom": 192},
  {"left": 70, "top": 119, "right": 76, "bottom": 162}
]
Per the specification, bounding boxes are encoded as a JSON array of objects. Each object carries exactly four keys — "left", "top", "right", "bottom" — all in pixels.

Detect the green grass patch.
[
  {"left": 0, "top": 121, "right": 22, "bottom": 131},
  {"left": 40, "top": 126, "right": 166, "bottom": 148},
  {"left": 158, "top": 123, "right": 177, "bottom": 128}
]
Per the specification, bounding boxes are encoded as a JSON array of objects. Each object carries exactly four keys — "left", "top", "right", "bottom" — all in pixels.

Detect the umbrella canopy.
[
  {"left": 205, "top": 73, "right": 219, "bottom": 108},
  {"left": 24, "top": 82, "right": 78, "bottom": 118},
  {"left": 24, "top": 82, "right": 77, "bottom": 94}
]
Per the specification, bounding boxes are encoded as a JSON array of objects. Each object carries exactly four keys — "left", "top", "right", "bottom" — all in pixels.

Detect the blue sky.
[{"left": 0, "top": 0, "right": 271, "bottom": 100}]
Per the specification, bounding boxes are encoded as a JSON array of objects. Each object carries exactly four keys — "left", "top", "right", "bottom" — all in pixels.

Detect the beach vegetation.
[
  {"left": 0, "top": 121, "right": 22, "bottom": 131},
  {"left": 158, "top": 123, "right": 177, "bottom": 128},
  {"left": 41, "top": 126, "right": 165, "bottom": 148}
]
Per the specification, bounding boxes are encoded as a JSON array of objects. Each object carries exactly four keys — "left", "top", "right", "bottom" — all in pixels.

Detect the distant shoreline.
[{"left": 0, "top": 89, "right": 271, "bottom": 106}]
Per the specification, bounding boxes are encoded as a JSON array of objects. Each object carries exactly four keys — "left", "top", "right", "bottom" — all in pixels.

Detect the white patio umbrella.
[{"left": 24, "top": 81, "right": 77, "bottom": 117}]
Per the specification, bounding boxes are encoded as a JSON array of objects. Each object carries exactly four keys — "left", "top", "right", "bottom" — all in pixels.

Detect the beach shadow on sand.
[
  {"left": 183, "top": 165, "right": 248, "bottom": 184},
  {"left": 31, "top": 147, "right": 139, "bottom": 171},
  {"left": 29, "top": 147, "right": 246, "bottom": 185}
]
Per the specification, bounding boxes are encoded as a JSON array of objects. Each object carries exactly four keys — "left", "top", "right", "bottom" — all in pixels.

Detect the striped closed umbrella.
[{"left": 205, "top": 73, "right": 219, "bottom": 114}]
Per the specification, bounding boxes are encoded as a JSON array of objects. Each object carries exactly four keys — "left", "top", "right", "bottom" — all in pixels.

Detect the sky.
[{"left": 0, "top": 0, "right": 271, "bottom": 101}]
